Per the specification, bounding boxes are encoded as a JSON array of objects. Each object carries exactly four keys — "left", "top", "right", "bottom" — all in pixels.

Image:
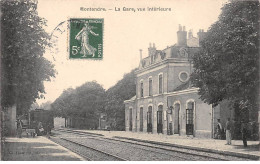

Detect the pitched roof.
[
  {"left": 129, "top": 95, "right": 136, "bottom": 101},
  {"left": 173, "top": 80, "right": 191, "bottom": 92}
]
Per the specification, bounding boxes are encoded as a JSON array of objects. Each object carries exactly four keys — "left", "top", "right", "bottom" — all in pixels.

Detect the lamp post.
[{"left": 166, "top": 106, "right": 173, "bottom": 135}]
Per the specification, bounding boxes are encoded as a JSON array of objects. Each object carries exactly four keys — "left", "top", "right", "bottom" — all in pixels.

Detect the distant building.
[
  {"left": 54, "top": 117, "right": 65, "bottom": 128},
  {"left": 124, "top": 25, "right": 216, "bottom": 138},
  {"left": 98, "top": 113, "right": 108, "bottom": 130}
]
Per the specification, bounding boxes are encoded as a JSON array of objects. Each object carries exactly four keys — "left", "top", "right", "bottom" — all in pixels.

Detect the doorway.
[
  {"left": 186, "top": 102, "right": 194, "bottom": 135},
  {"left": 147, "top": 106, "right": 152, "bottom": 133},
  {"left": 140, "top": 107, "right": 143, "bottom": 132},
  {"left": 157, "top": 105, "right": 163, "bottom": 134},
  {"left": 174, "top": 103, "right": 180, "bottom": 134},
  {"left": 129, "top": 108, "right": 132, "bottom": 131}
]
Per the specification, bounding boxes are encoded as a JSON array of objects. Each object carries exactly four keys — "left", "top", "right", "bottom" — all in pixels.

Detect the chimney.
[
  {"left": 188, "top": 29, "right": 193, "bottom": 39},
  {"left": 148, "top": 43, "right": 156, "bottom": 56},
  {"left": 177, "top": 25, "right": 187, "bottom": 46},
  {"left": 179, "top": 24, "right": 182, "bottom": 31},
  {"left": 139, "top": 49, "right": 142, "bottom": 61},
  {"left": 197, "top": 29, "right": 207, "bottom": 46}
]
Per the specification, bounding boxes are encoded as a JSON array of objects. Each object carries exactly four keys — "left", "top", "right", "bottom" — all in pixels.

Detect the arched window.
[
  {"left": 140, "top": 81, "right": 144, "bottom": 98},
  {"left": 149, "top": 77, "right": 153, "bottom": 96},
  {"left": 158, "top": 74, "right": 163, "bottom": 94}
]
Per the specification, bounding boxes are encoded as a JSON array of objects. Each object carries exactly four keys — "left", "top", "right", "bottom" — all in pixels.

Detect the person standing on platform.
[
  {"left": 225, "top": 118, "right": 232, "bottom": 145},
  {"left": 17, "top": 119, "right": 23, "bottom": 138},
  {"left": 46, "top": 123, "right": 51, "bottom": 138},
  {"left": 241, "top": 121, "right": 248, "bottom": 147},
  {"left": 216, "top": 119, "right": 223, "bottom": 139}
]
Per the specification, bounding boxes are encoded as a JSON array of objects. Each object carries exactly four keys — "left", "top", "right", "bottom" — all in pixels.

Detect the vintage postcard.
[{"left": 1, "top": 0, "right": 259, "bottom": 161}]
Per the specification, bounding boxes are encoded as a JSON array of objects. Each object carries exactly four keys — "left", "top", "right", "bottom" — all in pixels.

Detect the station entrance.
[
  {"left": 129, "top": 108, "right": 132, "bottom": 131},
  {"left": 140, "top": 107, "right": 143, "bottom": 132},
  {"left": 157, "top": 105, "right": 163, "bottom": 134},
  {"left": 186, "top": 102, "right": 194, "bottom": 135},
  {"left": 174, "top": 103, "right": 180, "bottom": 134},
  {"left": 147, "top": 106, "right": 152, "bottom": 133}
]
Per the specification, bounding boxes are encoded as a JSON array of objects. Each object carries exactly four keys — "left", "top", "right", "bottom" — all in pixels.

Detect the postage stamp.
[{"left": 69, "top": 18, "right": 103, "bottom": 59}]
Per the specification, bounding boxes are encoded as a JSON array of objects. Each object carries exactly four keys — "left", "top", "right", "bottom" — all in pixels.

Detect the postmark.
[{"left": 69, "top": 18, "right": 103, "bottom": 59}]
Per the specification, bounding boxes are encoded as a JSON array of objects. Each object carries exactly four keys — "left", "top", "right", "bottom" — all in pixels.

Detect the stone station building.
[{"left": 124, "top": 25, "right": 218, "bottom": 138}]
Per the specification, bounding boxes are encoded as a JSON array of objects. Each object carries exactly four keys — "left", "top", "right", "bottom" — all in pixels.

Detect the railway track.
[
  {"left": 54, "top": 128, "right": 103, "bottom": 137},
  {"left": 50, "top": 137, "right": 92, "bottom": 161},
  {"left": 50, "top": 136, "right": 126, "bottom": 161},
  {"left": 52, "top": 129, "right": 253, "bottom": 161},
  {"left": 61, "top": 137, "right": 127, "bottom": 161}
]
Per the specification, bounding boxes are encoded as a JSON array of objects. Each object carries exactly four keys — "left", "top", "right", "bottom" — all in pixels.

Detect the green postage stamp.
[{"left": 69, "top": 18, "right": 103, "bottom": 59}]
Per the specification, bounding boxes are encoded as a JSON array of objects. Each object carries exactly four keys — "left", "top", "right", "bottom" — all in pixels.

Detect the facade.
[{"left": 124, "top": 25, "right": 215, "bottom": 138}]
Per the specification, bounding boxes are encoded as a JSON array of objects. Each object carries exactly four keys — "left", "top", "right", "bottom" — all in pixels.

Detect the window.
[
  {"left": 140, "top": 81, "right": 144, "bottom": 97},
  {"left": 159, "top": 74, "right": 163, "bottom": 94},
  {"left": 179, "top": 71, "right": 189, "bottom": 82},
  {"left": 149, "top": 78, "right": 152, "bottom": 96}
]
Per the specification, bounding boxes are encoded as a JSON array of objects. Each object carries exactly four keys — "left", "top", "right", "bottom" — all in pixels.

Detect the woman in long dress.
[
  {"left": 17, "top": 119, "right": 23, "bottom": 138},
  {"left": 75, "top": 23, "right": 99, "bottom": 57}
]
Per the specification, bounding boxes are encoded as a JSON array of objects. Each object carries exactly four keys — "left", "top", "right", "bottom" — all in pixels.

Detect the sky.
[{"left": 36, "top": 0, "right": 228, "bottom": 105}]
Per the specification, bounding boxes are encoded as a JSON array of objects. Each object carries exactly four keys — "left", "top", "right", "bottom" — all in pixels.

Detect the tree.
[
  {"left": 191, "top": 1, "right": 259, "bottom": 118},
  {"left": 105, "top": 69, "right": 136, "bottom": 130},
  {"left": 39, "top": 101, "right": 52, "bottom": 110},
  {"left": 50, "top": 88, "right": 73, "bottom": 121},
  {"left": 74, "top": 81, "right": 106, "bottom": 119},
  {"left": 51, "top": 81, "right": 106, "bottom": 129},
  {"left": 29, "top": 102, "right": 40, "bottom": 111},
  {"left": 1, "top": 0, "right": 56, "bottom": 115}
]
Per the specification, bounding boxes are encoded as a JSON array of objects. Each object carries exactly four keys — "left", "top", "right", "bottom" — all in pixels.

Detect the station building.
[{"left": 124, "top": 25, "right": 218, "bottom": 138}]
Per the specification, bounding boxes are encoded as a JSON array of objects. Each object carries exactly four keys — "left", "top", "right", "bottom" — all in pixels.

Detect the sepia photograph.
[{"left": 1, "top": 0, "right": 259, "bottom": 161}]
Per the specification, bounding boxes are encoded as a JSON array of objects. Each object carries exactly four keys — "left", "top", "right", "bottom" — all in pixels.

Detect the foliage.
[
  {"left": 105, "top": 69, "right": 136, "bottom": 130},
  {"left": 39, "top": 101, "right": 52, "bottom": 110},
  {"left": 51, "top": 69, "right": 136, "bottom": 130},
  {"left": 51, "top": 81, "right": 106, "bottom": 128},
  {"left": 1, "top": 0, "right": 56, "bottom": 115},
  {"left": 29, "top": 102, "right": 40, "bottom": 111},
  {"left": 50, "top": 88, "right": 74, "bottom": 118},
  {"left": 191, "top": 0, "right": 259, "bottom": 112}
]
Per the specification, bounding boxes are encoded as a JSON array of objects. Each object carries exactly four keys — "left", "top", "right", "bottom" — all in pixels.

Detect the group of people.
[
  {"left": 216, "top": 118, "right": 248, "bottom": 147},
  {"left": 35, "top": 122, "right": 52, "bottom": 138},
  {"left": 16, "top": 120, "right": 52, "bottom": 138}
]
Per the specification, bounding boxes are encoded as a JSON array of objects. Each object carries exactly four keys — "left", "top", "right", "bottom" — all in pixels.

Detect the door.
[
  {"left": 174, "top": 103, "right": 180, "bottom": 134},
  {"left": 147, "top": 106, "right": 152, "bottom": 132},
  {"left": 157, "top": 105, "right": 163, "bottom": 134},
  {"left": 186, "top": 102, "right": 194, "bottom": 135},
  {"left": 140, "top": 107, "right": 143, "bottom": 132},
  {"left": 129, "top": 108, "right": 132, "bottom": 131}
]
